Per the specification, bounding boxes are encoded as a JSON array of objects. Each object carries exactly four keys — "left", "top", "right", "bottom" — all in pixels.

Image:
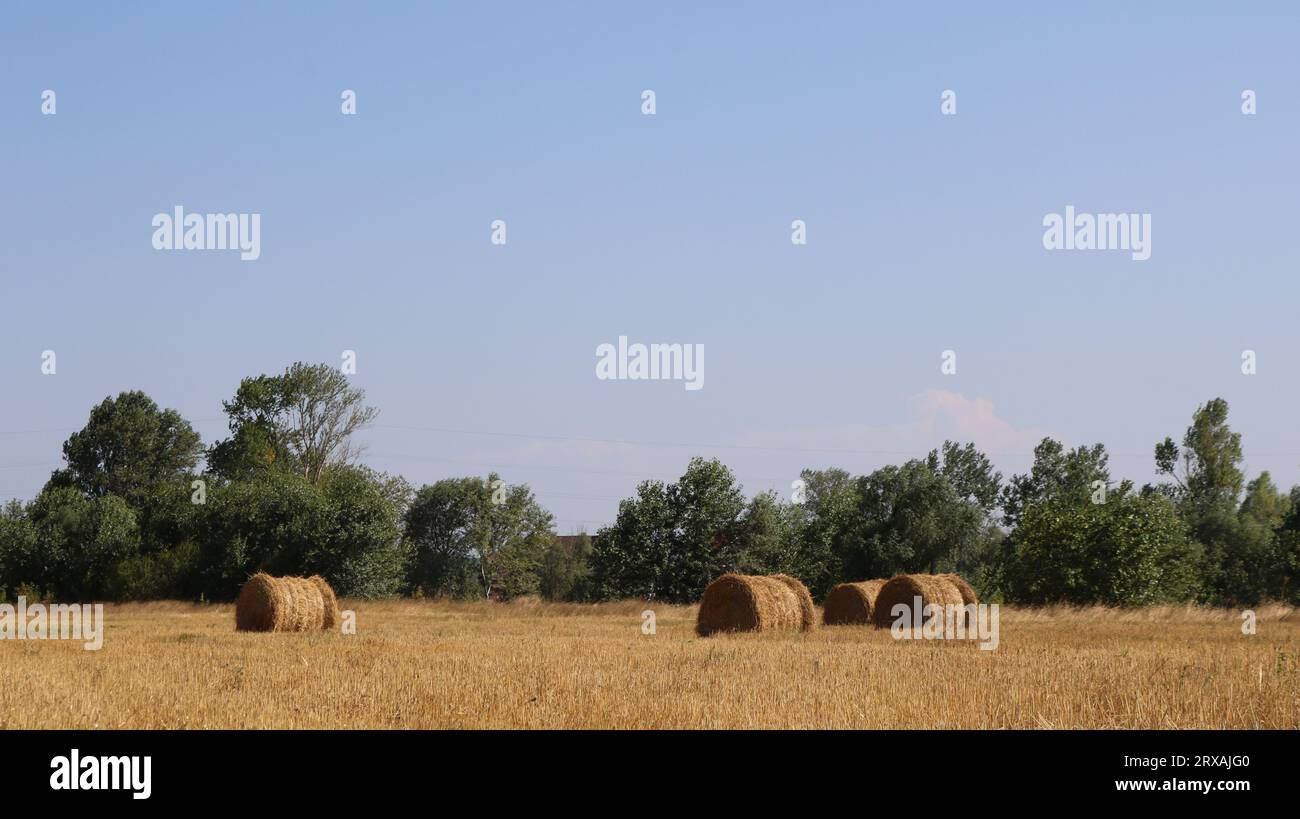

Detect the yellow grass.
[{"left": 0, "top": 599, "right": 1296, "bottom": 728}]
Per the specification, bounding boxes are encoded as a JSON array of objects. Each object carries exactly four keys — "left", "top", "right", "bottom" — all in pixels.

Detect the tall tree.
[
  {"left": 403, "top": 477, "right": 483, "bottom": 598},
  {"left": 926, "top": 440, "right": 1002, "bottom": 514},
  {"left": 786, "top": 467, "right": 858, "bottom": 596},
  {"left": 1153, "top": 398, "right": 1280, "bottom": 604},
  {"left": 208, "top": 362, "right": 378, "bottom": 484},
  {"left": 1239, "top": 472, "right": 1291, "bottom": 531},
  {"left": 1001, "top": 438, "right": 1110, "bottom": 529},
  {"left": 734, "top": 491, "right": 800, "bottom": 577},
  {"left": 26, "top": 487, "right": 141, "bottom": 600},
  {"left": 850, "top": 459, "right": 986, "bottom": 578},
  {"left": 539, "top": 533, "right": 594, "bottom": 602},
  {"left": 194, "top": 465, "right": 408, "bottom": 599},
  {"left": 405, "top": 474, "right": 554, "bottom": 600},
  {"left": 1001, "top": 487, "right": 1199, "bottom": 605},
  {"left": 1154, "top": 397, "right": 1243, "bottom": 517},
  {"left": 48, "top": 391, "right": 203, "bottom": 506},
  {"left": 590, "top": 458, "right": 744, "bottom": 603}
]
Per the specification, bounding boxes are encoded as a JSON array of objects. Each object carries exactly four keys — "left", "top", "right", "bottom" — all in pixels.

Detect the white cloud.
[{"left": 737, "top": 389, "right": 1055, "bottom": 458}]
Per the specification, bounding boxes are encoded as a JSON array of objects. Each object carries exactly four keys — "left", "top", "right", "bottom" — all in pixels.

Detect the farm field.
[{"left": 1, "top": 599, "right": 1297, "bottom": 729}]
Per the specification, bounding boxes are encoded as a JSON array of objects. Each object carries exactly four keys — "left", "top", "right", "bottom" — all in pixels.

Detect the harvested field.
[{"left": 0, "top": 599, "right": 1296, "bottom": 729}]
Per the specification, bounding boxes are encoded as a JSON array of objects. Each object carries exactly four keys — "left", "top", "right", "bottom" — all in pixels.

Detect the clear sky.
[{"left": 3, "top": 2, "right": 1298, "bottom": 531}]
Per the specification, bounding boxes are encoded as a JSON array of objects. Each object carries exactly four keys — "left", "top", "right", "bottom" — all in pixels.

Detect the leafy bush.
[
  {"left": 193, "top": 467, "right": 407, "bottom": 599},
  {"left": 109, "top": 540, "right": 201, "bottom": 600},
  {"left": 1001, "top": 490, "right": 1200, "bottom": 605}
]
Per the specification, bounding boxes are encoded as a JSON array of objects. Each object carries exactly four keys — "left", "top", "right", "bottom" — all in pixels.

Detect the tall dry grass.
[{"left": 0, "top": 599, "right": 1295, "bottom": 729}]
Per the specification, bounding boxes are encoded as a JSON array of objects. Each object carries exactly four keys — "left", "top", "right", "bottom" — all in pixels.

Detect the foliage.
[
  {"left": 46, "top": 391, "right": 202, "bottom": 507},
  {"left": 590, "top": 458, "right": 745, "bottom": 603},
  {"left": 4, "top": 381, "right": 1297, "bottom": 608},
  {"left": 404, "top": 473, "right": 554, "bottom": 600},
  {"left": 539, "top": 534, "right": 595, "bottom": 601},
  {"left": 1001, "top": 489, "right": 1200, "bottom": 605},
  {"left": 208, "top": 362, "right": 378, "bottom": 484}
]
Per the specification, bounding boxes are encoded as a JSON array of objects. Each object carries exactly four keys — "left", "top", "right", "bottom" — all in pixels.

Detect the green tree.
[
  {"left": 784, "top": 468, "right": 858, "bottom": 597},
  {"left": 1275, "top": 529, "right": 1300, "bottom": 604},
  {"left": 27, "top": 487, "right": 141, "bottom": 599},
  {"left": 1002, "top": 489, "right": 1199, "bottom": 605},
  {"left": 539, "top": 534, "right": 594, "bottom": 601},
  {"left": 404, "top": 474, "right": 554, "bottom": 600},
  {"left": 784, "top": 450, "right": 999, "bottom": 599},
  {"left": 1239, "top": 472, "right": 1291, "bottom": 531},
  {"left": 313, "top": 467, "right": 410, "bottom": 598},
  {"left": 849, "top": 459, "right": 986, "bottom": 578},
  {"left": 403, "top": 477, "right": 483, "bottom": 598},
  {"left": 927, "top": 440, "right": 1002, "bottom": 513},
  {"left": 193, "top": 466, "right": 407, "bottom": 599},
  {"left": 590, "top": 458, "right": 744, "bottom": 602},
  {"left": 109, "top": 540, "right": 201, "bottom": 601},
  {"left": 0, "top": 501, "right": 40, "bottom": 601},
  {"left": 1001, "top": 438, "right": 1110, "bottom": 529},
  {"left": 589, "top": 479, "right": 676, "bottom": 600},
  {"left": 1154, "top": 397, "right": 1243, "bottom": 518},
  {"left": 1152, "top": 398, "right": 1281, "bottom": 604},
  {"left": 208, "top": 362, "right": 378, "bottom": 484},
  {"left": 733, "top": 491, "right": 799, "bottom": 577},
  {"left": 476, "top": 477, "right": 554, "bottom": 599},
  {"left": 47, "top": 391, "right": 202, "bottom": 507}
]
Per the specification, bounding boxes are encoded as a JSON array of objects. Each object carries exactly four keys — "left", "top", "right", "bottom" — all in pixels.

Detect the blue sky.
[{"left": 2, "top": 2, "right": 1298, "bottom": 530}]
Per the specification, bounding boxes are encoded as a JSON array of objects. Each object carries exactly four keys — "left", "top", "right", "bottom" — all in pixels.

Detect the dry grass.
[{"left": 0, "top": 599, "right": 1296, "bottom": 729}]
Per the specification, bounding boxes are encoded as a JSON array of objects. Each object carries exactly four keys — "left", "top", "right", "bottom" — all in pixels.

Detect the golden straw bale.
[
  {"left": 871, "top": 574, "right": 965, "bottom": 631},
  {"left": 308, "top": 575, "right": 341, "bottom": 630},
  {"left": 938, "top": 573, "right": 978, "bottom": 607},
  {"left": 822, "top": 579, "right": 887, "bottom": 626},
  {"left": 235, "top": 573, "right": 328, "bottom": 632},
  {"left": 695, "top": 573, "right": 815, "bottom": 636},
  {"left": 770, "top": 574, "right": 817, "bottom": 631}
]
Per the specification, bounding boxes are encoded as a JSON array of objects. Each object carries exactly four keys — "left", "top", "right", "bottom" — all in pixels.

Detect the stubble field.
[{"left": 1, "top": 599, "right": 1296, "bottom": 729}]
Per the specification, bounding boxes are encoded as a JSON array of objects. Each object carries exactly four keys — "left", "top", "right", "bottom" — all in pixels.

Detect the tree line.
[{"left": 1, "top": 364, "right": 1296, "bottom": 607}]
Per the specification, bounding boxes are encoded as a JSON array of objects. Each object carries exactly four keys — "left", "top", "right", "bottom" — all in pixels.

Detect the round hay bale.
[
  {"left": 870, "top": 574, "right": 965, "bottom": 631},
  {"left": 279, "top": 576, "right": 325, "bottom": 631},
  {"left": 308, "top": 575, "right": 341, "bottom": 630},
  {"left": 235, "top": 573, "right": 283, "bottom": 632},
  {"left": 235, "top": 573, "right": 326, "bottom": 632},
  {"left": 695, "top": 573, "right": 814, "bottom": 636},
  {"left": 822, "top": 579, "right": 887, "bottom": 626},
  {"left": 770, "top": 574, "right": 817, "bottom": 631},
  {"left": 938, "top": 573, "right": 978, "bottom": 607},
  {"left": 937, "top": 573, "right": 977, "bottom": 628}
]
